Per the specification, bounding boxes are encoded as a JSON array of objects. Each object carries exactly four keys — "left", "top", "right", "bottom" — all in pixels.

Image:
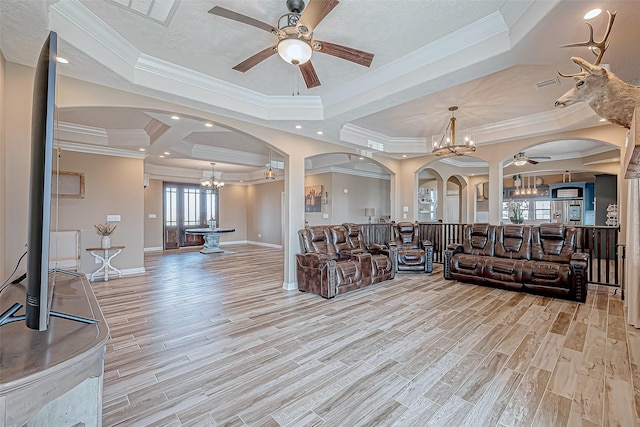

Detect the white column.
[
  {"left": 488, "top": 160, "right": 504, "bottom": 225},
  {"left": 282, "top": 151, "right": 306, "bottom": 290}
]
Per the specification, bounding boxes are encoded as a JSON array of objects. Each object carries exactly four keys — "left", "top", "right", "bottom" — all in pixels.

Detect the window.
[
  {"left": 535, "top": 200, "right": 551, "bottom": 220},
  {"left": 165, "top": 186, "right": 177, "bottom": 226},
  {"left": 183, "top": 188, "right": 201, "bottom": 226}
]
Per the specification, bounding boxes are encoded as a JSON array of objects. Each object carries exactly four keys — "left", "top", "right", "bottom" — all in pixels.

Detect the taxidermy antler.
[{"left": 554, "top": 11, "right": 640, "bottom": 129}]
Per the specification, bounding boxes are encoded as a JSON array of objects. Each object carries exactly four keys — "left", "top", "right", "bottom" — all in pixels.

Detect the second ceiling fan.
[{"left": 209, "top": 0, "right": 375, "bottom": 89}]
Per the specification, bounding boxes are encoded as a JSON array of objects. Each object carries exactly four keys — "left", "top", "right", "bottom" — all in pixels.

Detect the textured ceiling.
[{"left": 1, "top": 0, "right": 637, "bottom": 180}]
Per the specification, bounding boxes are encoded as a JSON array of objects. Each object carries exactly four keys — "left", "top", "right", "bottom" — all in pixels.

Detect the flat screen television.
[{"left": 25, "top": 31, "right": 58, "bottom": 331}]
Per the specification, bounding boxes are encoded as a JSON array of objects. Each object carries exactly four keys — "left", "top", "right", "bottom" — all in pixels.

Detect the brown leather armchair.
[
  {"left": 296, "top": 226, "right": 372, "bottom": 298},
  {"left": 389, "top": 222, "right": 433, "bottom": 273},
  {"left": 341, "top": 223, "right": 396, "bottom": 283}
]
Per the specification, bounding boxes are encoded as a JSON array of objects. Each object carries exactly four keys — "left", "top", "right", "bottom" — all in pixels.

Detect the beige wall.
[
  {"left": 218, "top": 184, "right": 247, "bottom": 243},
  {"left": 304, "top": 172, "right": 391, "bottom": 225},
  {"left": 3, "top": 63, "right": 34, "bottom": 277},
  {"left": 56, "top": 151, "right": 144, "bottom": 273},
  {"left": 246, "top": 180, "right": 284, "bottom": 246},
  {"left": 0, "top": 51, "right": 6, "bottom": 279},
  {"left": 144, "top": 179, "right": 163, "bottom": 250}
]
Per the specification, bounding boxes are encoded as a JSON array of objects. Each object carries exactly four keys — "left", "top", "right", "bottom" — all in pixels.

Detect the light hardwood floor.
[{"left": 94, "top": 245, "right": 639, "bottom": 426}]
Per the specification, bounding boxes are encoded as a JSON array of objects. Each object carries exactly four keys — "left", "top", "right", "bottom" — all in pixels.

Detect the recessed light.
[
  {"left": 599, "top": 118, "right": 608, "bottom": 122},
  {"left": 402, "top": 154, "right": 407, "bottom": 158},
  {"left": 55, "top": 56, "right": 68, "bottom": 64},
  {"left": 239, "top": 180, "right": 244, "bottom": 183},
  {"left": 205, "top": 123, "right": 213, "bottom": 127},
  {"left": 295, "top": 125, "right": 302, "bottom": 129},
  {"left": 170, "top": 115, "right": 180, "bottom": 120},
  {"left": 584, "top": 8, "right": 602, "bottom": 20},
  {"left": 359, "top": 157, "right": 364, "bottom": 160},
  {"left": 138, "top": 148, "right": 146, "bottom": 152},
  {"left": 164, "top": 152, "right": 170, "bottom": 155},
  {"left": 317, "top": 131, "right": 323, "bottom": 135},
  {"left": 159, "top": 155, "right": 165, "bottom": 158}
]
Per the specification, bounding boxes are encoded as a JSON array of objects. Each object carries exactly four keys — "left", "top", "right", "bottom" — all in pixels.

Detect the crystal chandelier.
[
  {"left": 201, "top": 162, "right": 224, "bottom": 192},
  {"left": 432, "top": 106, "right": 476, "bottom": 157}
]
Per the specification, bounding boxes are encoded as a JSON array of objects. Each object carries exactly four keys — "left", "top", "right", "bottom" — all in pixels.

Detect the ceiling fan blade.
[
  {"left": 209, "top": 6, "right": 279, "bottom": 35},
  {"left": 313, "top": 40, "right": 374, "bottom": 67},
  {"left": 297, "top": 0, "right": 339, "bottom": 34},
  {"left": 526, "top": 159, "right": 539, "bottom": 165},
  {"left": 232, "top": 46, "right": 277, "bottom": 72},
  {"left": 299, "top": 61, "right": 321, "bottom": 88},
  {"left": 530, "top": 156, "right": 551, "bottom": 160}
]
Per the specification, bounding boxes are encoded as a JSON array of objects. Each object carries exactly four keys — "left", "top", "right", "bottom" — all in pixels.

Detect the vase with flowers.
[{"left": 95, "top": 222, "right": 117, "bottom": 248}]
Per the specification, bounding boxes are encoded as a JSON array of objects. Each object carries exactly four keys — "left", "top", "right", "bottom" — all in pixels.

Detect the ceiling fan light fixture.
[
  {"left": 513, "top": 158, "right": 528, "bottom": 166},
  {"left": 277, "top": 37, "right": 312, "bottom": 65}
]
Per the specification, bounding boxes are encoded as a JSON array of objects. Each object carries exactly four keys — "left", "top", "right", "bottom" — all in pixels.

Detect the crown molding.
[
  {"left": 191, "top": 144, "right": 268, "bottom": 167},
  {"left": 308, "top": 165, "right": 391, "bottom": 181},
  {"left": 50, "top": 0, "right": 324, "bottom": 121},
  {"left": 56, "top": 141, "right": 148, "bottom": 159},
  {"left": 56, "top": 121, "right": 108, "bottom": 146}
]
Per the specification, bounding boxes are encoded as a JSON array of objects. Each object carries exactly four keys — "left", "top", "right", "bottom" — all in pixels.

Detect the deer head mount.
[{"left": 554, "top": 10, "right": 640, "bottom": 129}]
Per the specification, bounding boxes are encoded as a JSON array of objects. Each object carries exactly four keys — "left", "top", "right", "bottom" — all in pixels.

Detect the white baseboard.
[
  {"left": 282, "top": 281, "right": 298, "bottom": 290},
  {"left": 84, "top": 267, "right": 146, "bottom": 281},
  {"left": 144, "top": 246, "right": 163, "bottom": 252},
  {"left": 246, "top": 240, "right": 283, "bottom": 249},
  {"left": 219, "top": 240, "right": 283, "bottom": 249}
]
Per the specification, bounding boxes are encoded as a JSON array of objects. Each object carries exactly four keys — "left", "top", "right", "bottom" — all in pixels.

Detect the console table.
[
  {"left": 86, "top": 245, "right": 125, "bottom": 281},
  {"left": 185, "top": 228, "right": 235, "bottom": 254},
  {"left": 0, "top": 273, "right": 109, "bottom": 426}
]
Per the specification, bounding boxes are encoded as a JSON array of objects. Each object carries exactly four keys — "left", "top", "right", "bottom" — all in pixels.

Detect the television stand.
[
  {"left": 0, "top": 272, "right": 109, "bottom": 426},
  {"left": 0, "top": 269, "right": 98, "bottom": 327}
]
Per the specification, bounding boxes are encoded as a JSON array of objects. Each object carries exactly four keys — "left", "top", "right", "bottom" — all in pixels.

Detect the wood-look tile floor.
[{"left": 94, "top": 245, "right": 639, "bottom": 426}]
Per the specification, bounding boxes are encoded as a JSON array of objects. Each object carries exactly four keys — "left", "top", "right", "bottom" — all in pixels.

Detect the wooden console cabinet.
[{"left": 0, "top": 273, "right": 109, "bottom": 426}]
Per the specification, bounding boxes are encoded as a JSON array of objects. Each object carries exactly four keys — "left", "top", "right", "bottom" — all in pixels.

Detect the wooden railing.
[{"left": 358, "top": 222, "right": 622, "bottom": 288}]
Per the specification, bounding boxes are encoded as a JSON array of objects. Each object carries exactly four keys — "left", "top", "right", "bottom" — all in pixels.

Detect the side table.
[{"left": 86, "top": 245, "right": 125, "bottom": 282}]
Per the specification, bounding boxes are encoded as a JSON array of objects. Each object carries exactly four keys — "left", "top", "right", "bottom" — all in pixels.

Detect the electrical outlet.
[
  {"left": 323, "top": 213, "right": 329, "bottom": 219},
  {"left": 107, "top": 214, "right": 121, "bottom": 222}
]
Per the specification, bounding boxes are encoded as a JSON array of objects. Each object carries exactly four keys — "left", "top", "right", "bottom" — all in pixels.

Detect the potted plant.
[
  {"left": 95, "top": 222, "right": 117, "bottom": 248},
  {"left": 509, "top": 201, "right": 524, "bottom": 224}
]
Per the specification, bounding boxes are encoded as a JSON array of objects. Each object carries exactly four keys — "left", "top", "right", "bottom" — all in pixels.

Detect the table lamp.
[{"left": 364, "top": 208, "right": 375, "bottom": 223}]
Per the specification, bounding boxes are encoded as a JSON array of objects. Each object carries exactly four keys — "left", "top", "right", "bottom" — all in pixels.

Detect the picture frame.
[
  {"left": 304, "top": 185, "right": 322, "bottom": 212},
  {"left": 52, "top": 171, "right": 85, "bottom": 198}
]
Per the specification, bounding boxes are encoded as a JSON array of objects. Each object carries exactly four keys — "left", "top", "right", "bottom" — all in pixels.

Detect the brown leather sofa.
[
  {"left": 444, "top": 223, "right": 588, "bottom": 302},
  {"left": 342, "top": 223, "right": 396, "bottom": 284},
  {"left": 389, "top": 222, "right": 433, "bottom": 273},
  {"left": 296, "top": 224, "right": 395, "bottom": 298}
]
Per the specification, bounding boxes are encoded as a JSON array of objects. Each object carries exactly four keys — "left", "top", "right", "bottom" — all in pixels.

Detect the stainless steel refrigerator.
[{"left": 551, "top": 200, "right": 583, "bottom": 225}]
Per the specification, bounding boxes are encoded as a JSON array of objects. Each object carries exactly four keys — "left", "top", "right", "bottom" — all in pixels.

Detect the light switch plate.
[
  {"left": 403, "top": 206, "right": 409, "bottom": 212},
  {"left": 323, "top": 213, "right": 329, "bottom": 218},
  {"left": 107, "top": 214, "right": 121, "bottom": 222},
  {"left": 148, "top": 213, "right": 157, "bottom": 219}
]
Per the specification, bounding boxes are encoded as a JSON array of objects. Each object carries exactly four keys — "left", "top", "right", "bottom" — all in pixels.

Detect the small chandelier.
[
  {"left": 432, "top": 106, "right": 476, "bottom": 157},
  {"left": 265, "top": 149, "right": 276, "bottom": 180},
  {"left": 201, "top": 162, "right": 224, "bottom": 192}
]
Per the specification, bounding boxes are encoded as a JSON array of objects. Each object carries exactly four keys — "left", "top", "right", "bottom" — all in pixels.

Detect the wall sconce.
[
  {"left": 322, "top": 191, "right": 329, "bottom": 205},
  {"left": 364, "top": 208, "right": 375, "bottom": 223}
]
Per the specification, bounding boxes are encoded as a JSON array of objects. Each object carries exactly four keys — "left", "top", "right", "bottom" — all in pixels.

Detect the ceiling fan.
[
  {"left": 510, "top": 152, "right": 551, "bottom": 166},
  {"left": 208, "top": 0, "right": 375, "bottom": 89}
]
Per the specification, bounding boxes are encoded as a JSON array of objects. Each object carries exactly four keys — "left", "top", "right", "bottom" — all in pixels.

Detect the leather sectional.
[{"left": 444, "top": 223, "right": 589, "bottom": 302}]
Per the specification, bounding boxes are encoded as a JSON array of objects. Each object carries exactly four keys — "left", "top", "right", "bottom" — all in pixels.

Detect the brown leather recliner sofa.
[
  {"left": 389, "top": 222, "right": 434, "bottom": 273},
  {"left": 444, "top": 223, "right": 588, "bottom": 302},
  {"left": 296, "top": 224, "right": 396, "bottom": 298}
]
